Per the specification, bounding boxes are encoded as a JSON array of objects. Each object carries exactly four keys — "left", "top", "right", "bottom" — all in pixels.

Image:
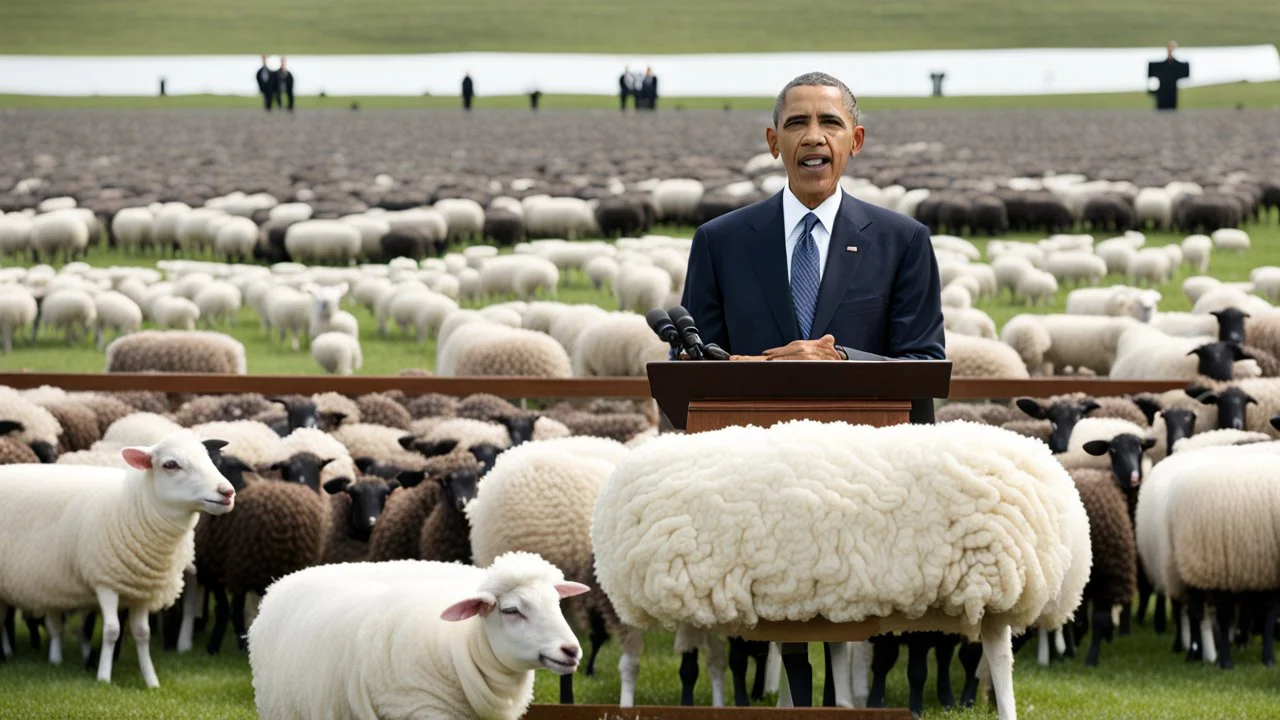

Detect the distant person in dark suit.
[
  {"left": 462, "top": 72, "right": 475, "bottom": 111},
  {"left": 640, "top": 66, "right": 658, "bottom": 110},
  {"left": 1148, "top": 41, "right": 1190, "bottom": 111},
  {"left": 279, "top": 57, "right": 295, "bottom": 112},
  {"left": 256, "top": 54, "right": 277, "bottom": 111},
  {"left": 619, "top": 67, "right": 633, "bottom": 111}
]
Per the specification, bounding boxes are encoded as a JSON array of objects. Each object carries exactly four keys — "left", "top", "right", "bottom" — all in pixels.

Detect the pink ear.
[
  {"left": 555, "top": 582, "right": 591, "bottom": 599},
  {"left": 121, "top": 447, "right": 153, "bottom": 470},
  {"left": 440, "top": 594, "right": 495, "bottom": 622}
]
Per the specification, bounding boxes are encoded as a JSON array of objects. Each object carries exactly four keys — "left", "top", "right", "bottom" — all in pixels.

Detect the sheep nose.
[
  {"left": 218, "top": 485, "right": 235, "bottom": 499},
  {"left": 561, "top": 645, "right": 580, "bottom": 661}
]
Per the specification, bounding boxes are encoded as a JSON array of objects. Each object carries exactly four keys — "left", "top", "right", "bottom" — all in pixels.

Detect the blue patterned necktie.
[{"left": 791, "top": 212, "right": 821, "bottom": 339}]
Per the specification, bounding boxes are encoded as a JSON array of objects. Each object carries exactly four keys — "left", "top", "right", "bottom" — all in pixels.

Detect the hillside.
[{"left": 3, "top": 0, "right": 1278, "bottom": 55}]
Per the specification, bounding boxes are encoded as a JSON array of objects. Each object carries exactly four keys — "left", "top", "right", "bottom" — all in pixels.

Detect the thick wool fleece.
[
  {"left": 1070, "top": 469, "right": 1137, "bottom": 608},
  {"left": 591, "top": 420, "right": 1090, "bottom": 640}
]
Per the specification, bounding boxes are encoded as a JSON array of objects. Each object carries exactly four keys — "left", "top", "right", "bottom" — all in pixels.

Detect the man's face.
[{"left": 766, "top": 85, "right": 863, "bottom": 206}]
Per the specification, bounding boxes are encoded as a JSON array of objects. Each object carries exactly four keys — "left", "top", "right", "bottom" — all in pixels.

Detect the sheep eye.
[
  {"left": 500, "top": 607, "right": 523, "bottom": 617},
  {"left": 162, "top": 460, "right": 180, "bottom": 471}
]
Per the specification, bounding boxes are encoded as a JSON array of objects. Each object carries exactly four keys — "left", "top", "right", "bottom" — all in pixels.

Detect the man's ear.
[
  {"left": 765, "top": 127, "right": 779, "bottom": 158},
  {"left": 850, "top": 125, "right": 865, "bottom": 156}
]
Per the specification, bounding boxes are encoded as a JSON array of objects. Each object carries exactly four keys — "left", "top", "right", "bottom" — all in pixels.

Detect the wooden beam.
[
  {"left": 947, "top": 377, "right": 1185, "bottom": 399},
  {"left": 521, "top": 705, "right": 912, "bottom": 719}
]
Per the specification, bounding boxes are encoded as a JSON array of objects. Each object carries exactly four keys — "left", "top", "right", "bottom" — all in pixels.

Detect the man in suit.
[
  {"left": 461, "top": 72, "right": 475, "bottom": 111},
  {"left": 681, "top": 71, "right": 945, "bottom": 365},
  {"left": 255, "top": 54, "right": 276, "bottom": 111},
  {"left": 279, "top": 57, "right": 295, "bottom": 112},
  {"left": 619, "top": 67, "right": 633, "bottom": 111},
  {"left": 1148, "top": 41, "right": 1190, "bottom": 111},
  {"left": 640, "top": 66, "right": 658, "bottom": 110}
]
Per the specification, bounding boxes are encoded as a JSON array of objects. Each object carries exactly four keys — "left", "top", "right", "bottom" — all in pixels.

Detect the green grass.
[
  {"left": 3, "top": 218, "right": 1280, "bottom": 376},
  {"left": 3, "top": 608, "right": 1279, "bottom": 718},
  {"left": 4, "top": 80, "right": 1280, "bottom": 110},
  {"left": 2, "top": 0, "right": 1279, "bottom": 55}
]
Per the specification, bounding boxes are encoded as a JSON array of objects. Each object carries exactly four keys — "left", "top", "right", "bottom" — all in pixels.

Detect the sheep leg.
[
  {"left": 935, "top": 634, "right": 959, "bottom": 709},
  {"left": 1085, "top": 605, "right": 1111, "bottom": 667},
  {"left": 981, "top": 623, "right": 1016, "bottom": 720},
  {"left": 1036, "top": 626, "right": 1051, "bottom": 666},
  {"left": 559, "top": 674, "right": 574, "bottom": 704},
  {"left": 1135, "top": 567, "right": 1154, "bottom": 627},
  {"left": 94, "top": 587, "right": 120, "bottom": 684},
  {"left": 867, "top": 636, "right": 898, "bottom": 708},
  {"left": 177, "top": 574, "right": 198, "bottom": 653},
  {"left": 1153, "top": 591, "right": 1168, "bottom": 634},
  {"left": 617, "top": 629, "right": 642, "bottom": 708},
  {"left": 705, "top": 633, "right": 726, "bottom": 707},
  {"left": 959, "top": 641, "right": 983, "bottom": 708},
  {"left": 129, "top": 606, "right": 159, "bottom": 688},
  {"left": 906, "top": 636, "right": 929, "bottom": 718},
  {"left": 763, "top": 641, "right": 782, "bottom": 696},
  {"left": 728, "top": 637, "right": 752, "bottom": 706},
  {"left": 2, "top": 326, "right": 11, "bottom": 354},
  {"left": 822, "top": 642, "right": 835, "bottom": 706},
  {"left": 850, "top": 641, "right": 870, "bottom": 708},
  {"left": 80, "top": 611, "right": 96, "bottom": 668},
  {"left": 45, "top": 612, "right": 63, "bottom": 665},
  {"left": 827, "top": 641, "right": 853, "bottom": 708},
  {"left": 750, "top": 640, "right": 772, "bottom": 700},
  {"left": 231, "top": 590, "right": 249, "bottom": 652},
  {"left": 206, "top": 585, "right": 229, "bottom": 655},
  {"left": 678, "top": 649, "right": 699, "bottom": 706},
  {"left": 1262, "top": 600, "right": 1277, "bottom": 667},
  {"left": 776, "top": 663, "right": 793, "bottom": 707},
  {"left": 1173, "top": 599, "right": 1187, "bottom": 652},
  {"left": 1, "top": 604, "right": 12, "bottom": 660},
  {"left": 779, "top": 642, "right": 813, "bottom": 707},
  {"left": 584, "top": 609, "right": 609, "bottom": 676},
  {"left": 1214, "top": 594, "right": 1234, "bottom": 670}
]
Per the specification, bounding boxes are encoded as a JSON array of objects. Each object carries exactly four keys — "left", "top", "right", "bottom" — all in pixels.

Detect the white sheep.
[
  {"left": 940, "top": 282, "right": 972, "bottom": 309},
  {"left": 942, "top": 306, "right": 997, "bottom": 339},
  {"left": 30, "top": 210, "right": 90, "bottom": 262},
  {"left": 283, "top": 220, "right": 361, "bottom": 265},
  {"left": 340, "top": 214, "right": 391, "bottom": 259},
  {"left": 434, "top": 198, "right": 485, "bottom": 242},
  {"left": 592, "top": 420, "right": 1089, "bottom": 720},
  {"left": 1014, "top": 269, "right": 1059, "bottom": 306},
  {"left": 1181, "top": 275, "right": 1221, "bottom": 305},
  {"left": 0, "top": 285, "right": 38, "bottom": 353},
  {"left": 0, "top": 213, "right": 33, "bottom": 258},
  {"left": 311, "top": 331, "right": 363, "bottom": 375},
  {"left": 1210, "top": 228, "right": 1249, "bottom": 252},
  {"left": 1180, "top": 235, "right": 1212, "bottom": 274},
  {"left": 1191, "top": 286, "right": 1272, "bottom": 316},
  {"left": 1065, "top": 286, "right": 1160, "bottom": 322},
  {"left": 92, "top": 290, "right": 143, "bottom": 350},
  {"left": 1128, "top": 248, "right": 1173, "bottom": 286},
  {"left": 650, "top": 179, "right": 705, "bottom": 223},
  {"left": 444, "top": 323, "right": 573, "bottom": 378},
  {"left": 1000, "top": 314, "right": 1139, "bottom": 376},
  {"left": 194, "top": 282, "right": 242, "bottom": 328},
  {"left": 103, "top": 412, "right": 184, "bottom": 447},
  {"left": 571, "top": 312, "right": 669, "bottom": 377},
  {"left": 306, "top": 282, "right": 358, "bottom": 338},
  {"left": 39, "top": 288, "right": 97, "bottom": 343},
  {"left": 263, "top": 286, "right": 311, "bottom": 350},
  {"left": 512, "top": 256, "right": 560, "bottom": 300},
  {"left": 615, "top": 264, "right": 673, "bottom": 313},
  {"left": 247, "top": 552, "right": 587, "bottom": 720},
  {"left": 992, "top": 254, "right": 1034, "bottom": 296},
  {"left": 1045, "top": 251, "right": 1107, "bottom": 286},
  {"left": 213, "top": 216, "right": 258, "bottom": 261},
  {"left": 944, "top": 331, "right": 1030, "bottom": 378},
  {"left": 110, "top": 207, "right": 154, "bottom": 254},
  {"left": 151, "top": 295, "right": 200, "bottom": 331},
  {"left": 0, "top": 430, "right": 236, "bottom": 686}
]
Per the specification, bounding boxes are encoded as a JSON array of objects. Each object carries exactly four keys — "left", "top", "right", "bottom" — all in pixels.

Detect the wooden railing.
[{"left": 0, "top": 371, "right": 1188, "bottom": 400}]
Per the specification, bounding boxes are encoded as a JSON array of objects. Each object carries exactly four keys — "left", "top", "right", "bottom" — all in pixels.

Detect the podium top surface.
[{"left": 647, "top": 359, "right": 952, "bottom": 429}]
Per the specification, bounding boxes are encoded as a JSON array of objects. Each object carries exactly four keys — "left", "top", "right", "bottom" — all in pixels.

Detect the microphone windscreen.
[
  {"left": 673, "top": 313, "right": 697, "bottom": 332},
  {"left": 667, "top": 305, "right": 692, "bottom": 323},
  {"left": 645, "top": 308, "right": 673, "bottom": 332}
]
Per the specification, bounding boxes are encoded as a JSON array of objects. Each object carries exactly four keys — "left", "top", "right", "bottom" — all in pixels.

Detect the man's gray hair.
[{"left": 772, "top": 72, "right": 860, "bottom": 128}]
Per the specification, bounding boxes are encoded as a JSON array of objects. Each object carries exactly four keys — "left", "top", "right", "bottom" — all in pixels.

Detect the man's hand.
[
  {"left": 729, "top": 354, "right": 767, "bottom": 361},
  {"left": 763, "top": 334, "right": 846, "bottom": 361}
]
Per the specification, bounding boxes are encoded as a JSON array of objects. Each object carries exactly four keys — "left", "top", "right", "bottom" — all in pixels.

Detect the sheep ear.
[
  {"left": 202, "top": 439, "right": 229, "bottom": 456},
  {"left": 1081, "top": 399, "right": 1101, "bottom": 414},
  {"left": 1082, "top": 440, "right": 1110, "bottom": 457},
  {"left": 1015, "top": 398, "right": 1046, "bottom": 419},
  {"left": 1197, "top": 392, "right": 1219, "bottom": 405},
  {"left": 323, "top": 478, "right": 351, "bottom": 495},
  {"left": 266, "top": 395, "right": 288, "bottom": 407},
  {"left": 1232, "top": 345, "right": 1254, "bottom": 361},
  {"left": 555, "top": 582, "right": 591, "bottom": 599},
  {"left": 1271, "top": 415, "right": 1280, "bottom": 431},
  {"left": 1141, "top": 437, "right": 1157, "bottom": 450},
  {"left": 121, "top": 446, "right": 153, "bottom": 470},
  {"left": 397, "top": 435, "right": 416, "bottom": 450},
  {"left": 321, "top": 412, "right": 347, "bottom": 427},
  {"left": 1185, "top": 386, "right": 1210, "bottom": 399},
  {"left": 1247, "top": 394, "right": 1259, "bottom": 406},
  {"left": 396, "top": 470, "right": 426, "bottom": 488},
  {"left": 0, "top": 420, "right": 25, "bottom": 437},
  {"left": 354, "top": 457, "right": 376, "bottom": 472},
  {"left": 319, "top": 457, "right": 336, "bottom": 469},
  {"left": 440, "top": 592, "right": 496, "bottom": 621},
  {"left": 386, "top": 480, "right": 401, "bottom": 491}
]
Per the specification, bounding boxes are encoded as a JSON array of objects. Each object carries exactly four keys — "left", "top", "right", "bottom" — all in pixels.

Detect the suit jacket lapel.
[
  {"left": 746, "top": 193, "right": 799, "bottom": 342},
  {"left": 810, "top": 193, "right": 873, "bottom": 339}
]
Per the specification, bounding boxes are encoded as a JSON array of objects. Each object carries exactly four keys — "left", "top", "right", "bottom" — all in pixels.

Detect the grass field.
[
  {"left": 2, "top": 606, "right": 1279, "bottom": 719},
  {"left": 3, "top": 218, "right": 1279, "bottom": 376},
  {"left": 3, "top": 80, "right": 1280, "bottom": 111},
  {"left": 2, "top": 0, "right": 1279, "bottom": 55}
]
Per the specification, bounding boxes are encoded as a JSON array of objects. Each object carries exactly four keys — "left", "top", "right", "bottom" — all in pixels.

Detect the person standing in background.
[
  {"left": 256, "top": 54, "right": 276, "bottom": 111},
  {"left": 462, "top": 72, "right": 475, "bottom": 111},
  {"left": 619, "top": 67, "right": 633, "bottom": 111},
  {"left": 640, "top": 67, "right": 658, "bottom": 110},
  {"left": 279, "top": 57, "right": 295, "bottom": 112},
  {"left": 1148, "top": 41, "right": 1190, "bottom": 111}
]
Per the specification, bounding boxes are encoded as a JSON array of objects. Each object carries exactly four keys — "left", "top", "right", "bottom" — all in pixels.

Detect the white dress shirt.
[{"left": 782, "top": 185, "right": 843, "bottom": 283}]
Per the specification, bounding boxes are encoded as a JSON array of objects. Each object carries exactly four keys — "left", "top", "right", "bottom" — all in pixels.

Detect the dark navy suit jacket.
[{"left": 679, "top": 190, "right": 946, "bottom": 360}]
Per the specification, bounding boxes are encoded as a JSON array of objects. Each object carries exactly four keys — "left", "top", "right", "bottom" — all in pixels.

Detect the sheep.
[
  {"left": 320, "top": 475, "right": 402, "bottom": 564},
  {"left": 213, "top": 216, "right": 258, "bottom": 261},
  {"left": 615, "top": 264, "right": 673, "bottom": 313},
  {"left": 1045, "top": 252, "right": 1106, "bottom": 286},
  {"left": 1068, "top": 467, "right": 1138, "bottom": 667},
  {"left": 1134, "top": 188, "right": 1173, "bottom": 230},
  {"left": 0, "top": 213, "right": 33, "bottom": 258},
  {"left": 511, "top": 256, "right": 560, "bottom": 300},
  {"left": 330, "top": 423, "right": 426, "bottom": 470},
  {"left": 38, "top": 399, "right": 101, "bottom": 454},
  {"left": 942, "top": 307, "right": 997, "bottom": 340},
  {"left": 311, "top": 331, "right": 363, "bottom": 375},
  {"left": 1054, "top": 417, "right": 1150, "bottom": 471},
  {"left": 151, "top": 295, "right": 200, "bottom": 331},
  {"left": 366, "top": 449, "right": 485, "bottom": 562},
  {"left": 103, "top": 412, "right": 183, "bottom": 447},
  {"left": 92, "top": 290, "right": 143, "bottom": 350},
  {"left": 1109, "top": 326, "right": 1259, "bottom": 382},
  {"left": 263, "top": 286, "right": 311, "bottom": 351},
  {"left": 572, "top": 312, "right": 669, "bottom": 377},
  {"left": 306, "top": 283, "right": 358, "bottom": 338},
  {"left": 1014, "top": 269, "right": 1058, "bottom": 306},
  {"left": 940, "top": 283, "right": 972, "bottom": 309},
  {"left": 1180, "top": 235, "right": 1213, "bottom": 274},
  {"left": 1065, "top": 286, "right": 1160, "bottom": 322},
  {"left": 1128, "top": 248, "right": 1174, "bottom": 286},
  {"left": 193, "top": 282, "right": 241, "bottom": 328},
  {"left": 466, "top": 438, "right": 650, "bottom": 706},
  {"left": 247, "top": 551, "right": 587, "bottom": 720},
  {"left": 0, "top": 285, "right": 38, "bottom": 353},
  {"left": 104, "top": 331, "right": 247, "bottom": 374},
  {"left": 0, "top": 386, "right": 62, "bottom": 463},
  {"left": 37, "top": 288, "right": 97, "bottom": 344},
  {"left": 1210, "top": 228, "right": 1250, "bottom": 252},
  {"left": 356, "top": 393, "right": 413, "bottom": 431},
  {"left": 1000, "top": 314, "right": 1139, "bottom": 376},
  {"left": 173, "top": 394, "right": 274, "bottom": 428},
  {"left": 443, "top": 323, "right": 573, "bottom": 378},
  {"left": 944, "top": 331, "right": 1030, "bottom": 379},
  {"left": 592, "top": 420, "right": 1089, "bottom": 720},
  {"left": 283, "top": 220, "right": 361, "bottom": 264},
  {"left": 585, "top": 255, "right": 620, "bottom": 292},
  {"left": 0, "top": 431, "right": 236, "bottom": 686},
  {"left": 30, "top": 210, "right": 89, "bottom": 262}
]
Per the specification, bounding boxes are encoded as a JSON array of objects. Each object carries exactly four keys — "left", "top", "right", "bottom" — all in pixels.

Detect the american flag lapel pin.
[{"left": 846, "top": 245, "right": 858, "bottom": 253}]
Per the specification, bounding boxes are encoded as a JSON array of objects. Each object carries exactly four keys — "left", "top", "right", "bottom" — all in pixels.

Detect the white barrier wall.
[{"left": 1, "top": 45, "right": 1276, "bottom": 98}]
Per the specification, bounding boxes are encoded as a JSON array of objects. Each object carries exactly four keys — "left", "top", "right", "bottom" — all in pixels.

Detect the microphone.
[
  {"left": 667, "top": 306, "right": 730, "bottom": 360},
  {"left": 645, "top": 309, "right": 687, "bottom": 356}
]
